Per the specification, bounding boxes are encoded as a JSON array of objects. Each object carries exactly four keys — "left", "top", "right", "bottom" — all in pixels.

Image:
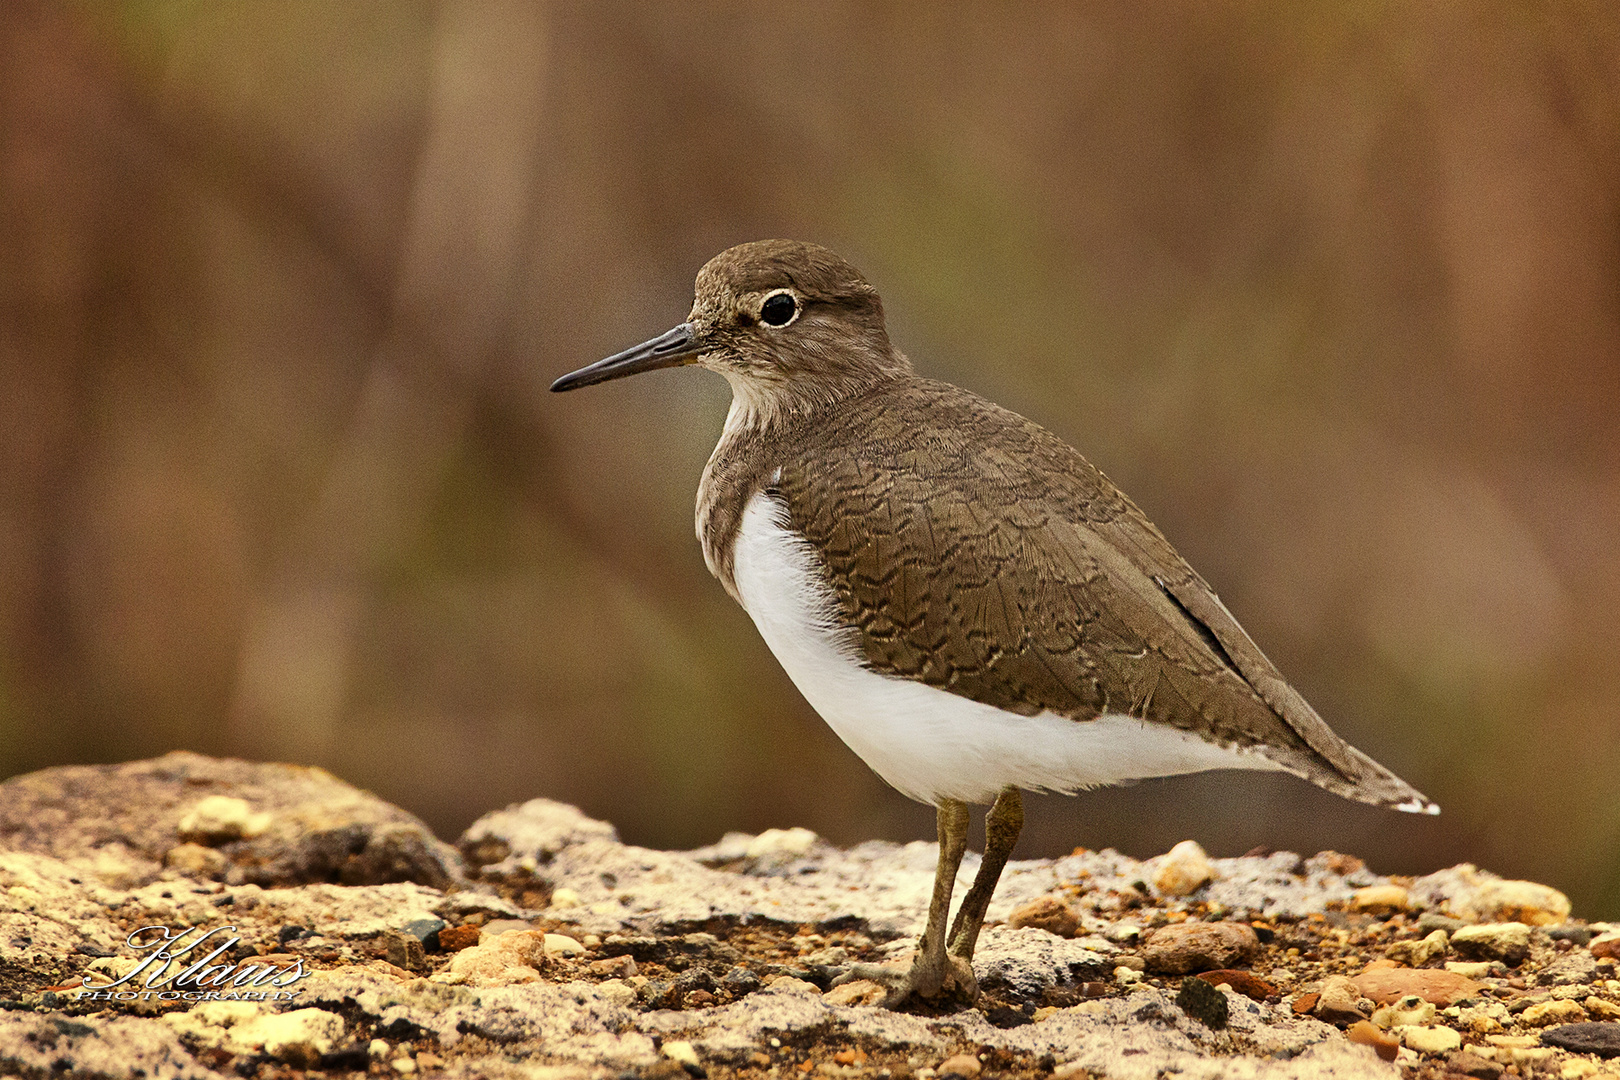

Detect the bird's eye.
[{"left": 760, "top": 291, "right": 797, "bottom": 326}]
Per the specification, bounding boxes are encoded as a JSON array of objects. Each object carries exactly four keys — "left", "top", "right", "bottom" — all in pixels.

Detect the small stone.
[
  {"left": 177, "top": 795, "right": 272, "bottom": 843},
  {"left": 392, "top": 1059, "right": 416, "bottom": 1074},
  {"left": 1351, "top": 885, "right": 1411, "bottom": 915},
  {"left": 544, "top": 933, "right": 586, "bottom": 956},
  {"left": 1142, "top": 921, "right": 1260, "bottom": 975},
  {"left": 1541, "top": 949, "right": 1600, "bottom": 986},
  {"left": 164, "top": 842, "right": 228, "bottom": 879},
  {"left": 1353, "top": 966, "right": 1483, "bottom": 1006},
  {"left": 1446, "top": 1050, "right": 1504, "bottom": 1079},
  {"left": 1371, "top": 994, "right": 1436, "bottom": 1029},
  {"left": 823, "top": 979, "right": 886, "bottom": 1006},
  {"left": 1540, "top": 1022, "right": 1620, "bottom": 1058},
  {"left": 1560, "top": 1059, "right": 1601, "bottom": 1080},
  {"left": 1031, "top": 1006, "right": 1059, "bottom": 1022},
  {"left": 416, "top": 1053, "right": 442, "bottom": 1070},
  {"left": 1419, "top": 913, "right": 1467, "bottom": 935},
  {"left": 1194, "top": 969, "right": 1275, "bottom": 1001},
  {"left": 1346, "top": 1019, "right": 1400, "bottom": 1062},
  {"left": 719, "top": 967, "right": 762, "bottom": 997},
  {"left": 1176, "top": 976, "right": 1229, "bottom": 1029},
  {"left": 1455, "top": 880, "right": 1572, "bottom": 927},
  {"left": 1592, "top": 933, "right": 1620, "bottom": 961},
  {"left": 1445, "top": 960, "right": 1499, "bottom": 979},
  {"left": 1522, "top": 1000, "right": 1591, "bottom": 1027},
  {"left": 369, "top": 1039, "right": 390, "bottom": 1059},
  {"left": 1152, "top": 840, "right": 1214, "bottom": 897},
  {"left": 1453, "top": 922, "right": 1532, "bottom": 965},
  {"left": 1114, "top": 965, "right": 1142, "bottom": 986},
  {"left": 436, "top": 924, "right": 480, "bottom": 952},
  {"left": 1387, "top": 929, "right": 1449, "bottom": 967},
  {"left": 381, "top": 930, "right": 427, "bottom": 973},
  {"left": 745, "top": 827, "right": 819, "bottom": 861},
  {"left": 663, "top": 1040, "right": 701, "bottom": 1069},
  {"left": 1007, "top": 896, "right": 1079, "bottom": 938},
  {"left": 1311, "top": 851, "right": 1366, "bottom": 876},
  {"left": 936, "top": 1054, "right": 981, "bottom": 1079},
  {"left": 444, "top": 928, "right": 547, "bottom": 987},
  {"left": 1587, "top": 997, "right": 1620, "bottom": 1021},
  {"left": 596, "top": 980, "right": 638, "bottom": 1007},
  {"left": 1313, "top": 975, "right": 1369, "bottom": 1026},
  {"left": 232, "top": 1008, "right": 345, "bottom": 1067},
  {"left": 1551, "top": 925, "right": 1594, "bottom": 947},
  {"left": 1399, "top": 1025, "right": 1462, "bottom": 1054},
  {"left": 591, "top": 954, "right": 638, "bottom": 978},
  {"left": 400, "top": 918, "right": 446, "bottom": 951},
  {"left": 550, "top": 886, "right": 582, "bottom": 908}
]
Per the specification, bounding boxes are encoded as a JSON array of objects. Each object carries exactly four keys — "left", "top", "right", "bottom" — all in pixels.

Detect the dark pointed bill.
[{"left": 550, "top": 323, "right": 701, "bottom": 392}]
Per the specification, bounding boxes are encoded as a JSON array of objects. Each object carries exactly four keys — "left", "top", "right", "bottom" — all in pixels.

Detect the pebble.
[
  {"left": 550, "top": 887, "right": 582, "bottom": 908},
  {"left": 1446, "top": 961, "right": 1499, "bottom": 979},
  {"left": 176, "top": 795, "right": 273, "bottom": 842},
  {"left": 1592, "top": 933, "right": 1620, "bottom": 961},
  {"left": 1399, "top": 1024, "right": 1462, "bottom": 1054},
  {"left": 663, "top": 1041, "right": 701, "bottom": 1069},
  {"left": 1152, "top": 840, "right": 1214, "bottom": 897},
  {"left": 1386, "top": 929, "right": 1449, "bottom": 967},
  {"left": 1446, "top": 1050, "right": 1504, "bottom": 1079},
  {"left": 1175, "top": 976, "right": 1228, "bottom": 1029},
  {"left": 444, "top": 928, "right": 547, "bottom": 987},
  {"left": 1419, "top": 913, "right": 1467, "bottom": 935},
  {"left": 369, "top": 1039, "right": 390, "bottom": 1059},
  {"left": 163, "top": 842, "right": 228, "bottom": 879},
  {"left": 596, "top": 980, "right": 637, "bottom": 1007},
  {"left": 719, "top": 967, "right": 762, "bottom": 997},
  {"left": 1541, "top": 949, "right": 1600, "bottom": 985},
  {"left": 1346, "top": 1019, "right": 1400, "bottom": 1062},
  {"left": 936, "top": 1054, "right": 981, "bottom": 1079},
  {"left": 590, "top": 954, "right": 637, "bottom": 978},
  {"left": 1371, "top": 994, "right": 1435, "bottom": 1029},
  {"left": 1521, "top": 1000, "right": 1590, "bottom": 1027},
  {"left": 233, "top": 1008, "right": 346, "bottom": 1067},
  {"left": 1587, "top": 997, "right": 1620, "bottom": 1021},
  {"left": 437, "top": 924, "right": 480, "bottom": 952},
  {"left": 544, "top": 933, "right": 586, "bottom": 956},
  {"left": 745, "top": 827, "right": 819, "bottom": 861},
  {"left": 392, "top": 1059, "right": 416, "bottom": 1074},
  {"left": 1455, "top": 879, "right": 1572, "bottom": 927},
  {"left": 1007, "top": 896, "right": 1079, "bottom": 938},
  {"left": 1351, "top": 884, "right": 1411, "bottom": 915},
  {"left": 1353, "top": 966, "right": 1483, "bottom": 1007},
  {"left": 1540, "top": 1022, "right": 1620, "bottom": 1058},
  {"left": 1114, "top": 966, "right": 1142, "bottom": 986},
  {"left": 1312, "top": 975, "right": 1369, "bottom": 1025},
  {"left": 1141, "top": 921, "right": 1259, "bottom": 974},
  {"left": 1193, "top": 969, "right": 1275, "bottom": 1001},
  {"left": 1452, "top": 922, "right": 1532, "bottom": 965},
  {"left": 823, "top": 979, "right": 886, "bottom": 1007}
]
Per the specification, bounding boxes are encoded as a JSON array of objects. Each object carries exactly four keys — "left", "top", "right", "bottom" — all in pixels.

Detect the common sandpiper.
[{"left": 550, "top": 239, "right": 1437, "bottom": 1008}]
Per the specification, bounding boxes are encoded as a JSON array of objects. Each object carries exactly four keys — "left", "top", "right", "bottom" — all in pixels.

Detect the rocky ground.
[{"left": 1, "top": 753, "right": 1617, "bottom": 1080}]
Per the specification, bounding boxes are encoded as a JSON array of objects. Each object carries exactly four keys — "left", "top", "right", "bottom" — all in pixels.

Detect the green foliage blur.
[{"left": 3, "top": 1, "right": 1617, "bottom": 915}]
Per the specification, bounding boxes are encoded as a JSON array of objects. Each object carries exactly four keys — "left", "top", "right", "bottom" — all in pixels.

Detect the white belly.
[{"left": 730, "top": 492, "right": 1285, "bottom": 804}]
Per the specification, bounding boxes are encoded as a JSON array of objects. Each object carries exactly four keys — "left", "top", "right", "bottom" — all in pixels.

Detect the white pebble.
[{"left": 1152, "top": 840, "right": 1214, "bottom": 897}]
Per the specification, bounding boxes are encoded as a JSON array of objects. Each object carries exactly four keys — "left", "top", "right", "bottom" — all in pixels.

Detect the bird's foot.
[{"left": 831, "top": 953, "right": 977, "bottom": 1010}]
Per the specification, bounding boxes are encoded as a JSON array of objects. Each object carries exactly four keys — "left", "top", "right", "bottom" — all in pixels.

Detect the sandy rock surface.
[{"left": 1, "top": 754, "right": 1617, "bottom": 1080}]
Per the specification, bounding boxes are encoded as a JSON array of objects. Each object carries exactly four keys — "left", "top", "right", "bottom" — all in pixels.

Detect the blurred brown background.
[{"left": 3, "top": 2, "right": 1618, "bottom": 916}]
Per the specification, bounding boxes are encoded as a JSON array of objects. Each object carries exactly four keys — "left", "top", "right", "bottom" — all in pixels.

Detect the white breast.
[{"left": 730, "top": 491, "right": 1285, "bottom": 804}]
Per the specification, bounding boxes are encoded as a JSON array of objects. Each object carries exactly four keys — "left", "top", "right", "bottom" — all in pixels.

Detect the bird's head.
[{"left": 551, "top": 240, "right": 910, "bottom": 422}]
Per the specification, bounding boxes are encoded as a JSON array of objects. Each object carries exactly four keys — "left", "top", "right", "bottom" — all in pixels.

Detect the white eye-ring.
[{"left": 759, "top": 290, "right": 799, "bottom": 327}]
